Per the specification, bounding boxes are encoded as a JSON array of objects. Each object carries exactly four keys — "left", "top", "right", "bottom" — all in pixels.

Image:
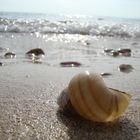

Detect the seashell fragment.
[{"left": 58, "top": 71, "right": 131, "bottom": 123}]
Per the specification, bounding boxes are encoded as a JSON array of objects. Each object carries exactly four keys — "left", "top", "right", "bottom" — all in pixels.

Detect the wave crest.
[{"left": 0, "top": 17, "right": 140, "bottom": 38}]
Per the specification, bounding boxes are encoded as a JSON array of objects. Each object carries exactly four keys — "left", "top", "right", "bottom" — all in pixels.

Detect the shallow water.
[
  {"left": 0, "top": 12, "right": 140, "bottom": 68},
  {"left": 0, "top": 32, "right": 140, "bottom": 70}
]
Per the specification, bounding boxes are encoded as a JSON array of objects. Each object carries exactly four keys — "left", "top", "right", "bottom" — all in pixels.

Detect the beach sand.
[{"left": 0, "top": 63, "right": 140, "bottom": 140}]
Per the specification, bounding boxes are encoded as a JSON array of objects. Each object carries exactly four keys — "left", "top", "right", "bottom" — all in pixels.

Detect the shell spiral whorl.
[{"left": 68, "top": 71, "right": 131, "bottom": 122}]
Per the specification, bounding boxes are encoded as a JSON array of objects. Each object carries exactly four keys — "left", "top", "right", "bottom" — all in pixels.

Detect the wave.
[{"left": 0, "top": 17, "right": 140, "bottom": 38}]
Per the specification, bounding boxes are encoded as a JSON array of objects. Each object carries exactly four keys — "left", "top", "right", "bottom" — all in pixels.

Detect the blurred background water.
[{"left": 0, "top": 12, "right": 140, "bottom": 70}]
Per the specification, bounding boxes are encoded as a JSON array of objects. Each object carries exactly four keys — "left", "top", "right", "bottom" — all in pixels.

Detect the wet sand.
[{"left": 0, "top": 63, "right": 140, "bottom": 140}]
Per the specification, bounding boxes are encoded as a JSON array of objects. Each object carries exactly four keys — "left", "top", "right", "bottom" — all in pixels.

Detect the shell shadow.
[{"left": 56, "top": 109, "right": 139, "bottom": 140}]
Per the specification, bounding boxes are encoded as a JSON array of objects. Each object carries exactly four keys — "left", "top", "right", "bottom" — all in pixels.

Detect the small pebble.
[
  {"left": 119, "top": 64, "right": 133, "bottom": 73},
  {"left": 0, "top": 62, "right": 3, "bottom": 66},
  {"left": 26, "top": 48, "right": 45, "bottom": 56},
  {"left": 60, "top": 61, "right": 82, "bottom": 67},
  {"left": 118, "top": 48, "right": 131, "bottom": 53},
  {"left": 101, "top": 72, "right": 112, "bottom": 76},
  {"left": 118, "top": 48, "right": 131, "bottom": 56},
  {"left": 4, "top": 52, "right": 16, "bottom": 58}
]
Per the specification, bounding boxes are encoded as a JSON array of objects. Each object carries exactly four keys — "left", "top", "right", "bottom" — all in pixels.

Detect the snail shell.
[
  {"left": 58, "top": 71, "right": 131, "bottom": 122},
  {"left": 57, "top": 88, "right": 71, "bottom": 111},
  {"left": 57, "top": 88, "right": 77, "bottom": 115}
]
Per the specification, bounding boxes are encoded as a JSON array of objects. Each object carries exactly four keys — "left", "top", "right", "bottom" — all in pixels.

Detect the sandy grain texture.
[{"left": 0, "top": 63, "right": 140, "bottom": 140}]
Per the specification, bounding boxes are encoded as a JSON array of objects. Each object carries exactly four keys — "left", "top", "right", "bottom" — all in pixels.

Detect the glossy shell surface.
[{"left": 68, "top": 71, "right": 131, "bottom": 122}]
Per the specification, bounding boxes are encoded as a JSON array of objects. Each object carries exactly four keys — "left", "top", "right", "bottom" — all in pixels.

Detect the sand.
[{"left": 0, "top": 63, "right": 140, "bottom": 140}]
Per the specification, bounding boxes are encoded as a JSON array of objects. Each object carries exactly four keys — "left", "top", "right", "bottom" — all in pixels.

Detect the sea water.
[{"left": 0, "top": 12, "right": 140, "bottom": 69}]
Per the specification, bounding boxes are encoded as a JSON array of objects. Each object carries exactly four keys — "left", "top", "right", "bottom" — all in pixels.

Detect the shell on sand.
[{"left": 68, "top": 71, "right": 131, "bottom": 122}]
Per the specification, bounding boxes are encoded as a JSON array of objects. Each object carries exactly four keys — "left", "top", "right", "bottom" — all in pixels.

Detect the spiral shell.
[{"left": 68, "top": 71, "right": 131, "bottom": 122}]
